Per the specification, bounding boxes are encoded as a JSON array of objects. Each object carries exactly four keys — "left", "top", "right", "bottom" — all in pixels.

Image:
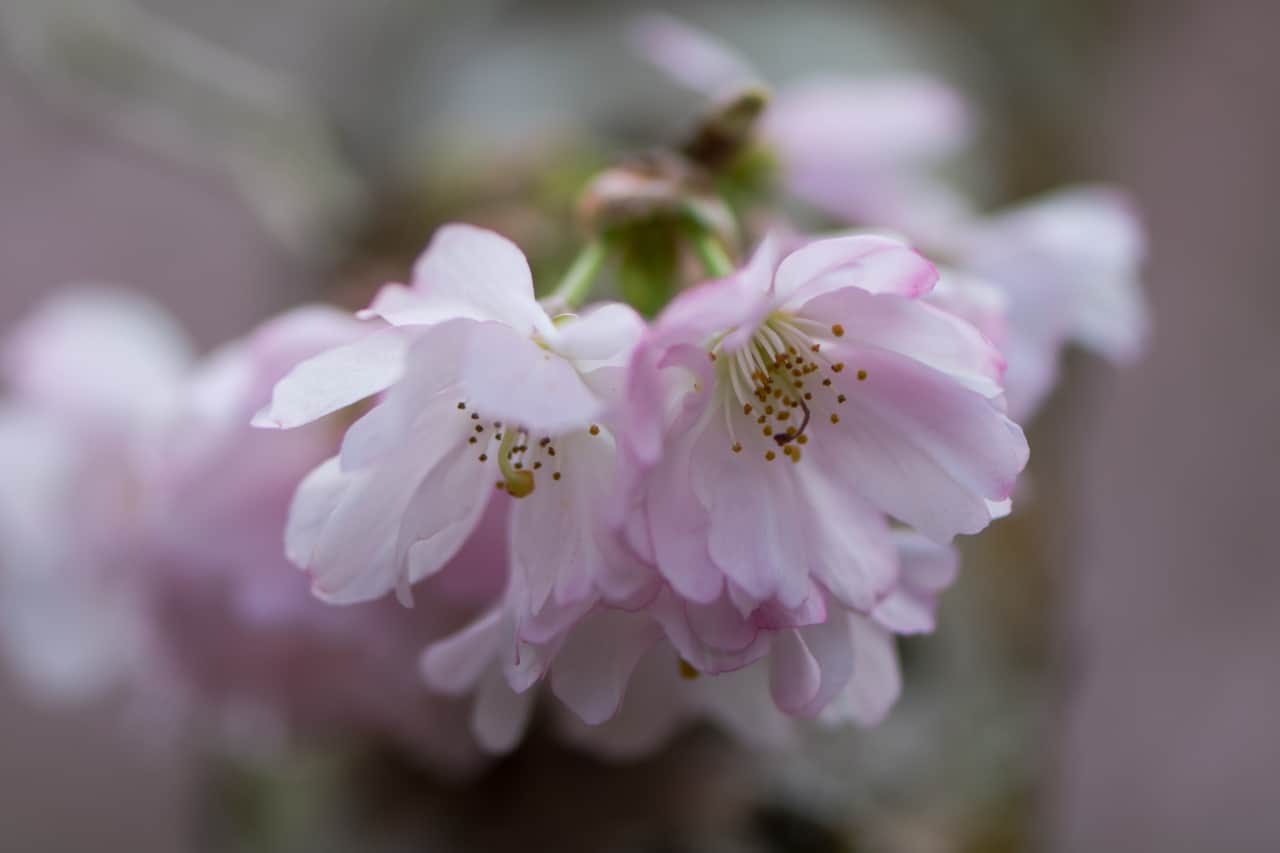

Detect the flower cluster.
[
  {"left": 251, "top": 221, "right": 1024, "bottom": 755},
  {"left": 0, "top": 13, "right": 1145, "bottom": 766}
]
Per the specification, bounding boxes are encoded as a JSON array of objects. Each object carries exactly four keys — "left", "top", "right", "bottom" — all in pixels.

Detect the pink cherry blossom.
[
  {"left": 628, "top": 13, "right": 974, "bottom": 235},
  {"left": 260, "top": 224, "right": 652, "bottom": 641},
  {"left": 619, "top": 234, "right": 1026, "bottom": 627}
]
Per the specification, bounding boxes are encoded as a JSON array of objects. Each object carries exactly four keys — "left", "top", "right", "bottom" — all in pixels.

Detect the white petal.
[
  {"left": 398, "top": 449, "right": 495, "bottom": 586},
  {"left": 508, "top": 431, "right": 614, "bottom": 632},
  {"left": 472, "top": 667, "right": 534, "bottom": 754},
  {"left": 339, "top": 320, "right": 473, "bottom": 470},
  {"left": 822, "top": 615, "right": 901, "bottom": 727},
  {"left": 405, "top": 224, "right": 552, "bottom": 337},
  {"left": 550, "top": 303, "right": 647, "bottom": 367},
  {"left": 553, "top": 644, "right": 689, "bottom": 758},
  {"left": 420, "top": 608, "right": 504, "bottom": 695},
  {"left": 283, "top": 456, "right": 348, "bottom": 569},
  {"left": 460, "top": 322, "right": 603, "bottom": 435},
  {"left": 252, "top": 326, "right": 410, "bottom": 430},
  {"left": 872, "top": 533, "right": 959, "bottom": 635},
  {"left": 302, "top": 426, "right": 469, "bottom": 603},
  {"left": 550, "top": 608, "right": 662, "bottom": 725}
]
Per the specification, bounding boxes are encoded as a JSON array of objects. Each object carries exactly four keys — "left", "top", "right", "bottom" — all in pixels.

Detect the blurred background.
[{"left": 1, "top": 1, "right": 1276, "bottom": 850}]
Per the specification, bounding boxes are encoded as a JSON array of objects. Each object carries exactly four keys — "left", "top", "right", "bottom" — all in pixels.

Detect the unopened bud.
[
  {"left": 682, "top": 87, "right": 770, "bottom": 172},
  {"left": 578, "top": 152, "right": 736, "bottom": 244}
]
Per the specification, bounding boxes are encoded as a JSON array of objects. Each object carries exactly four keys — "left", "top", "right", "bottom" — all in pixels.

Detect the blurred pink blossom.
[
  {"left": 0, "top": 288, "right": 502, "bottom": 771},
  {"left": 950, "top": 187, "right": 1149, "bottom": 418}
]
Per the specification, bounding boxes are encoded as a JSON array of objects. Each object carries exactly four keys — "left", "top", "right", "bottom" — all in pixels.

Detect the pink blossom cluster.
[
  {"left": 246, "top": 223, "right": 1024, "bottom": 756},
  {"left": 0, "top": 14, "right": 1146, "bottom": 767}
]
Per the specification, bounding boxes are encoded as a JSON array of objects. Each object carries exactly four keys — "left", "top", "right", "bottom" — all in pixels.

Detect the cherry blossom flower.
[
  {"left": 619, "top": 234, "right": 1026, "bottom": 626},
  {"left": 258, "top": 224, "right": 651, "bottom": 641},
  {"left": 628, "top": 12, "right": 973, "bottom": 235}
]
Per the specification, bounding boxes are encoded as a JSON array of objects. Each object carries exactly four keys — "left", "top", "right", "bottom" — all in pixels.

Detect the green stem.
[
  {"left": 687, "top": 228, "right": 737, "bottom": 279},
  {"left": 547, "top": 238, "right": 608, "bottom": 310}
]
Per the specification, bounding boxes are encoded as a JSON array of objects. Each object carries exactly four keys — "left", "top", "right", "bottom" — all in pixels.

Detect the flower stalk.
[{"left": 546, "top": 237, "right": 609, "bottom": 311}]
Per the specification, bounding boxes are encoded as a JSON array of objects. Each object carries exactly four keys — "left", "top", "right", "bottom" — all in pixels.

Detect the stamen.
[{"left": 497, "top": 430, "right": 534, "bottom": 497}]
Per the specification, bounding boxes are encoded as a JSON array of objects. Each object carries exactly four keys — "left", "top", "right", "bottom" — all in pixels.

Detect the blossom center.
[
  {"left": 712, "top": 313, "right": 864, "bottom": 463},
  {"left": 453, "top": 402, "right": 604, "bottom": 497}
]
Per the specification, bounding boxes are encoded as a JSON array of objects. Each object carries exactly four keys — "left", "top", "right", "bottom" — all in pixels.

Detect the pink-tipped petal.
[{"left": 774, "top": 234, "right": 938, "bottom": 306}]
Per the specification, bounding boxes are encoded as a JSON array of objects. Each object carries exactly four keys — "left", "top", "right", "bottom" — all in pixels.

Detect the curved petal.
[
  {"left": 694, "top": 412, "right": 811, "bottom": 610},
  {"left": 472, "top": 666, "right": 534, "bottom": 754},
  {"left": 924, "top": 267, "right": 1009, "bottom": 353},
  {"left": 339, "top": 321, "right": 475, "bottom": 469},
  {"left": 460, "top": 322, "right": 603, "bottom": 435},
  {"left": 252, "top": 325, "right": 410, "bottom": 430},
  {"left": 398, "top": 448, "right": 496, "bottom": 586},
  {"left": 768, "top": 628, "right": 822, "bottom": 715},
  {"left": 793, "top": 461, "right": 898, "bottom": 612},
  {"left": 794, "top": 612, "right": 857, "bottom": 718},
  {"left": 284, "top": 456, "right": 347, "bottom": 569},
  {"left": 402, "top": 224, "right": 552, "bottom": 338},
  {"left": 553, "top": 643, "right": 690, "bottom": 758},
  {"left": 798, "top": 286, "right": 1005, "bottom": 398},
  {"left": 550, "top": 608, "right": 663, "bottom": 726},
  {"left": 419, "top": 607, "right": 504, "bottom": 695},
  {"left": 302, "top": 422, "right": 470, "bottom": 603},
  {"left": 873, "top": 533, "right": 959, "bottom": 635},
  {"left": 646, "top": 423, "right": 723, "bottom": 604},
  {"left": 651, "top": 234, "right": 779, "bottom": 349},
  {"left": 821, "top": 614, "right": 901, "bottom": 726},
  {"left": 813, "top": 343, "right": 1028, "bottom": 542},
  {"left": 551, "top": 302, "right": 647, "bottom": 367},
  {"left": 774, "top": 234, "right": 938, "bottom": 307},
  {"left": 509, "top": 430, "right": 631, "bottom": 638}
]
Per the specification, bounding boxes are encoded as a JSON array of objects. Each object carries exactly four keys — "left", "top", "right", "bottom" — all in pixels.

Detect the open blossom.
[
  {"left": 621, "top": 233, "right": 1026, "bottom": 625},
  {"left": 258, "top": 224, "right": 651, "bottom": 639},
  {"left": 415, "top": 233, "right": 1022, "bottom": 755},
  {"left": 628, "top": 12, "right": 973, "bottom": 236}
]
